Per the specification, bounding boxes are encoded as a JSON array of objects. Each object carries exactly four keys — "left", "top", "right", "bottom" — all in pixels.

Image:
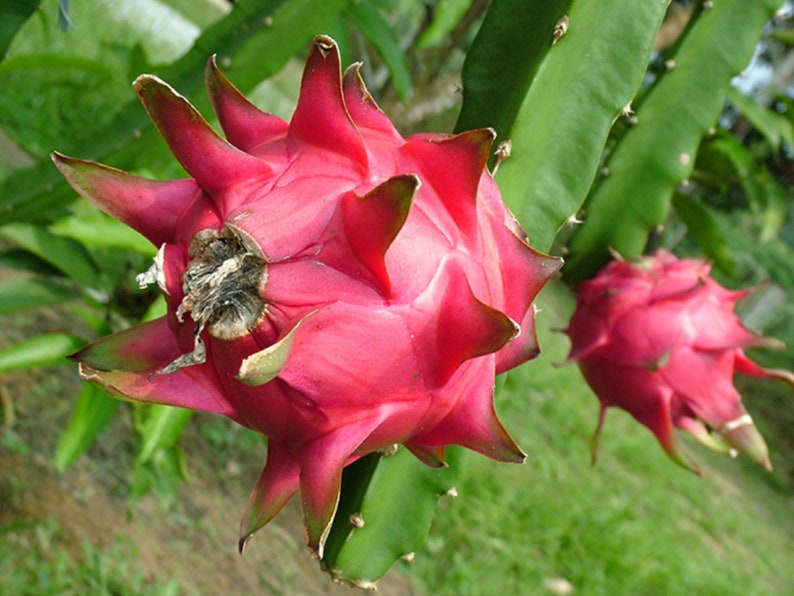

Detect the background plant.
[{"left": 1, "top": 0, "right": 793, "bottom": 590}]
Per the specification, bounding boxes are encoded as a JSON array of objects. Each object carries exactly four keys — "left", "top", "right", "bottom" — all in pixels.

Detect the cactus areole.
[{"left": 54, "top": 36, "right": 562, "bottom": 557}]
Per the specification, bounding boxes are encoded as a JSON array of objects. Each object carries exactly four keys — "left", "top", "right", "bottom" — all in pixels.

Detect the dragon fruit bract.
[
  {"left": 566, "top": 251, "right": 794, "bottom": 472},
  {"left": 54, "top": 36, "right": 561, "bottom": 556}
]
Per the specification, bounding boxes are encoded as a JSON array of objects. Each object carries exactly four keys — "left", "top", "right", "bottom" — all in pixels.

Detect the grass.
[
  {"left": 3, "top": 282, "right": 793, "bottom": 594},
  {"left": 409, "top": 282, "right": 794, "bottom": 594},
  {"left": 0, "top": 518, "right": 180, "bottom": 596}
]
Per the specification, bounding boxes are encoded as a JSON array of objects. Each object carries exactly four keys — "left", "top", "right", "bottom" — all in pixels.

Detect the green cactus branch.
[
  {"left": 487, "top": 0, "right": 668, "bottom": 253},
  {"left": 0, "top": 0, "right": 42, "bottom": 58},
  {"left": 454, "top": 0, "right": 573, "bottom": 145},
  {"left": 322, "top": 447, "right": 462, "bottom": 585},
  {"left": 563, "top": 0, "right": 783, "bottom": 284}
]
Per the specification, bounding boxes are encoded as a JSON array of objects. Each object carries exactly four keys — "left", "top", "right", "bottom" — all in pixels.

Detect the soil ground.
[{"left": 0, "top": 309, "right": 417, "bottom": 595}]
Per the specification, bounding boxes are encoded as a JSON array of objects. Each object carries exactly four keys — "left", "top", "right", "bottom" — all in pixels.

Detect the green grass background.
[{"left": 409, "top": 282, "right": 794, "bottom": 594}]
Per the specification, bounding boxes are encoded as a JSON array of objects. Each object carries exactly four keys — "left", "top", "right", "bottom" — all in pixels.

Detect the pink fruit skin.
[
  {"left": 53, "top": 36, "right": 562, "bottom": 556},
  {"left": 566, "top": 250, "right": 794, "bottom": 472}
]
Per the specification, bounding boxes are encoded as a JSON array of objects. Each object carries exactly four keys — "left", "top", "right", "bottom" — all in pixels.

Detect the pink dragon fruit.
[
  {"left": 566, "top": 251, "right": 794, "bottom": 472},
  {"left": 53, "top": 36, "right": 561, "bottom": 556}
]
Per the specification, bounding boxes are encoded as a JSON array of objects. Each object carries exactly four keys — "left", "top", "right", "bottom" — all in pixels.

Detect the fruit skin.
[
  {"left": 53, "top": 36, "right": 562, "bottom": 556},
  {"left": 566, "top": 250, "right": 794, "bottom": 473}
]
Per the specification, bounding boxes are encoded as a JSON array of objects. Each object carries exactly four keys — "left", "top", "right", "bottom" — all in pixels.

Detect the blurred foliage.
[
  {"left": 1, "top": 0, "right": 793, "bottom": 588},
  {"left": 564, "top": 0, "right": 785, "bottom": 281}
]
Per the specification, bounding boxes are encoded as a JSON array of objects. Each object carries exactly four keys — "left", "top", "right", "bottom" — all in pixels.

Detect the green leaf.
[
  {"left": 0, "top": 332, "right": 85, "bottom": 372},
  {"left": 0, "top": 0, "right": 350, "bottom": 223},
  {"left": 416, "top": 0, "right": 473, "bottom": 49},
  {"left": 0, "top": 0, "right": 42, "bottom": 58},
  {"left": 322, "top": 447, "right": 461, "bottom": 586},
  {"left": 671, "top": 193, "right": 737, "bottom": 276},
  {"left": 480, "top": 0, "right": 667, "bottom": 251},
  {"left": 0, "top": 223, "right": 99, "bottom": 289},
  {"left": 346, "top": 1, "right": 412, "bottom": 100},
  {"left": 727, "top": 85, "right": 794, "bottom": 150},
  {"left": 141, "top": 294, "right": 167, "bottom": 322},
  {"left": 0, "top": 248, "right": 61, "bottom": 276},
  {"left": 134, "top": 405, "right": 194, "bottom": 465},
  {"left": 53, "top": 382, "right": 119, "bottom": 471},
  {"left": 695, "top": 131, "right": 755, "bottom": 182},
  {"left": 690, "top": 131, "right": 788, "bottom": 243},
  {"left": 564, "top": 0, "right": 782, "bottom": 282},
  {"left": 0, "top": 53, "right": 115, "bottom": 80},
  {"left": 0, "top": 278, "right": 78, "bottom": 314},
  {"left": 129, "top": 404, "right": 194, "bottom": 505},
  {"left": 769, "top": 27, "right": 794, "bottom": 47},
  {"left": 162, "top": 0, "right": 230, "bottom": 28},
  {"left": 754, "top": 174, "right": 788, "bottom": 244},
  {"left": 206, "top": 0, "right": 351, "bottom": 99},
  {"left": 49, "top": 209, "right": 154, "bottom": 255},
  {"left": 128, "top": 445, "right": 188, "bottom": 505}
]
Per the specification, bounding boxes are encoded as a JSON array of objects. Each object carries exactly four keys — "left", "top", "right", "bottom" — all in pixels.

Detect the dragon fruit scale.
[
  {"left": 566, "top": 251, "right": 794, "bottom": 473},
  {"left": 53, "top": 36, "right": 562, "bottom": 556}
]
